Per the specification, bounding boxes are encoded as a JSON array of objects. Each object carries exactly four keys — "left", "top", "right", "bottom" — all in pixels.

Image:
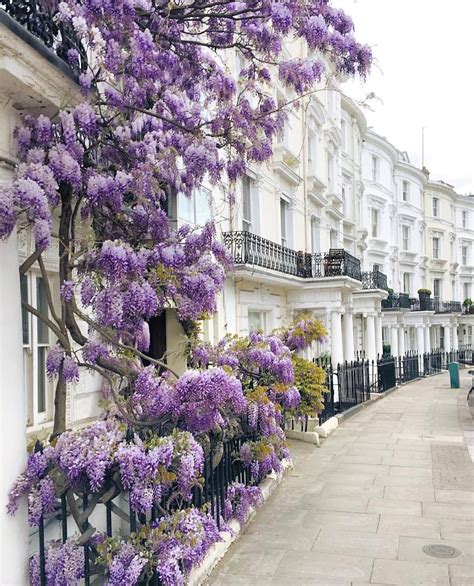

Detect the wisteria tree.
[{"left": 2, "top": 0, "right": 370, "bottom": 583}]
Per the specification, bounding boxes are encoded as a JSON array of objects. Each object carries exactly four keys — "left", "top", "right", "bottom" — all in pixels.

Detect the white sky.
[{"left": 336, "top": 0, "right": 474, "bottom": 194}]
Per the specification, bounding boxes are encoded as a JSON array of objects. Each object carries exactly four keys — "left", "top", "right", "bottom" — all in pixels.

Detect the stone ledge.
[
  {"left": 187, "top": 458, "right": 293, "bottom": 586},
  {"left": 285, "top": 428, "right": 320, "bottom": 445}
]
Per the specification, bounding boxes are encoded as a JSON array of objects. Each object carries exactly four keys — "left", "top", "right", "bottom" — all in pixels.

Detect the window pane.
[
  {"left": 242, "top": 176, "right": 252, "bottom": 231},
  {"left": 248, "top": 311, "right": 263, "bottom": 332},
  {"left": 280, "top": 199, "right": 288, "bottom": 244},
  {"left": 37, "top": 346, "right": 47, "bottom": 413},
  {"left": 178, "top": 192, "right": 194, "bottom": 223},
  {"left": 36, "top": 277, "right": 49, "bottom": 344},
  {"left": 21, "top": 274, "right": 29, "bottom": 345},
  {"left": 195, "top": 187, "right": 211, "bottom": 225}
]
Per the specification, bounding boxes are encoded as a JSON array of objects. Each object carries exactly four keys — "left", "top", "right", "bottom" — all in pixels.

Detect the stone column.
[
  {"left": 398, "top": 326, "right": 406, "bottom": 357},
  {"left": 452, "top": 324, "right": 459, "bottom": 350},
  {"left": 375, "top": 313, "right": 383, "bottom": 358},
  {"left": 365, "top": 313, "right": 377, "bottom": 361},
  {"left": 390, "top": 325, "right": 399, "bottom": 357},
  {"left": 424, "top": 325, "right": 431, "bottom": 353},
  {"left": 416, "top": 325, "right": 425, "bottom": 355},
  {"left": 444, "top": 324, "right": 451, "bottom": 351},
  {"left": 0, "top": 229, "right": 28, "bottom": 584},
  {"left": 342, "top": 310, "right": 355, "bottom": 362},
  {"left": 331, "top": 309, "right": 344, "bottom": 367}
]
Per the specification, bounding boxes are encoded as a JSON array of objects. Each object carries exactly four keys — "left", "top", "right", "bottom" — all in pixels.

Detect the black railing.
[
  {"left": 433, "top": 300, "right": 462, "bottom": 314},
  {"left": 34, "top": 435, "right": 254, "bottom": 585},
  {"left": 409, "top": 298, "right": 434, "bottom": 311},
  {"left": 223, "top": 232, "right": 362, "bottom": 281},
  {"left": 314, "top": 347, "right": 474, "bottom": 425},
  {"left": 362, "top": 269, "right": 388, "bottom": 290},
  {"left": 316, "top": 359, "right": 372, "bottom": 425},
  {"left": 1, "top": 1, "right": 87, "bottom": 73},
  {"left": 382, "top": 292, "right": 410, "bottom": 310}
]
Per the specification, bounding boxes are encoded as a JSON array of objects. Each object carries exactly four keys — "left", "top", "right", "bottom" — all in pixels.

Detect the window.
[
  {"left": 330, "top": 229, "right": 338, "bottom": 248},
  {"left": 440, "top": 326, "right": 445, "bottom": 350},
  {"left": 310, "top": 216, "right": 320, "bottom": 253},
  {"left": 462, "top": 210, "right": 468, "bottom": 228},
  {"left": 178, "top": 186, "right": 211, "bottom": 225},
  {"left": 371, "top": 155, "right": 378, "bottom": 181},
  {"left": 432, "top": 197, "right": 439, "bottom": 217},
  {"left": 433, "top": 278, "right": 441, "bottom": 299},
  {"left": 432, "top": 236, "right": 440, "bottom": 259},
  {"left": 21, "top": 272, "right": 53, "bottom": 426},
  {"left": 403, "top": 272, "right": 411, "bottom": 294},
  {"left": 341, "top": 119, "right": 347, "bottom": 151},
  {"left": 402, "top": 225, "right": 410, "bottom": 251},
  {"left": 464, "top": 282, "right": 472, "bottom": 300},
  {"left": 308, "top": 130, "right": 317, "bottom": 175},
  {"left": 461, "top": 245, "right": 468, "bottom": 265},
  {"left": 248, "top": 310, "right": 268, "bottom": 333},
  {"left": 402, "top": 180, "right": 410, "bottom": 202},
  {"left": 242, "top": 175, "right": 252, "bottom": 232},
  {"left": 280, "top": 198, "right": 290, "bottom": 247},
  {"left": 371, "top": 208, "right": 379, "bottom": 238}
]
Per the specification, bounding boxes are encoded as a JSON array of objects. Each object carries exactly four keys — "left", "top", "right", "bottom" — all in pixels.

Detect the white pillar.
[
  {"left": 331, "top": 310, "right": 344, "bottom": 366},
  {"left": 342, "top": 310, "right": 354, "bottom": 362},
  {"left": 424, "top": 325, "right": 431, "bottom": 353},
  {"left": 0, "top": 229, "right": 28, "bottom": 584},
  {"left": 444, "top": 324, "right": 451, "bottom": 351},
  {"left": 390, "top": 326, "right": 399, "bottom": 357},
  {"left": 366, "top": 313, "right": 376, "bottom": 361},
  {"left": 398, "top": 326, "right": 406, "bottom": 357},
  {"left": 416, "top": 325, "right": 425, "bottom": 355},
  {"left": 375, "top": 313, "right": 383, "bottom": 358},
  {"left": 452, "top": 325, "right": 459, "bottom": 350}
]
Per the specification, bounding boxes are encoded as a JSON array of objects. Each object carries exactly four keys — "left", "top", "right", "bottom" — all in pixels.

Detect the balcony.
[
  {"left": 382, "top": 292, "right": 410, "bottom": 310},
  {"left": 1, "top": 1, "right": 87, "bottom": 74},
  {"left": 361, "top": 269, "right": 388, "bottom": 291},
  {"left": 222, "top": 231, "right": 362, "bottom": 281},
  {"left": 433, "top": 300, "right": 462, "bottom": 314},
  {"left": 409, "top": 298, "right": 462, "bottom": 313}
]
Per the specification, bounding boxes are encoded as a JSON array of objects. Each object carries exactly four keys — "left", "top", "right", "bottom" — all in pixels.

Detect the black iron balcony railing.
[
  {"left": 222, "top": 231, "right": 362, "bottom": 281},
  {"left": 382, "top": 292, "right": 410, "bottom": 310},
  {"left": 361, "top": 269, "right": 388, "bottom": 291},
  {"left": 433, "top": 300, "right": 462, "bottom": 314},
  {"left": 409, "top": 298, "right": 462, "bottom": 313},
  {"left": 1, "top": 1, "right": 87, "bottom": 73}
]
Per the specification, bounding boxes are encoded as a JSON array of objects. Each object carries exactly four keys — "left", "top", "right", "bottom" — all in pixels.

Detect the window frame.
[
  {"left": 371, "top": 208, "right": 379, "bottom": 238},
  {"left": 432, "top": 197, "right": 439, "bottom": 217},
  {"left": 402, "top": 180, "right": 410, "bottom": 202},
  {"left": 402, "top": 225, "right": 410, "bottom": 251},
  {"left": 432, "top": 236, "right": 440, "bottom": 259},
  {"left": 371, "top": 155, "right": 378, "bottom": 181}
]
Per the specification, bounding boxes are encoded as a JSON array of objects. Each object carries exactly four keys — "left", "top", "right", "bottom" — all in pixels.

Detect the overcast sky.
[{"left": 336, "top": 0, "right": 474, "bottom": 194}]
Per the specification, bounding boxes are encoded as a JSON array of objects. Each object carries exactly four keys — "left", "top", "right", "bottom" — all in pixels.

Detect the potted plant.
[
  {"left": 418, "top": 288, "right": 432, "bottom": 311},
  {"left": 463, "top": 298, "right": 473, "bottom": 314}
]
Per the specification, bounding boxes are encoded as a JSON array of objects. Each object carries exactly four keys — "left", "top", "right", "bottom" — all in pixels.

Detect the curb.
[
  {"left": 285, "top": 428, "right": 320, "bottom": 445},
  {"left": 187, "top": 458, "right": 293, "bottom": 586}
]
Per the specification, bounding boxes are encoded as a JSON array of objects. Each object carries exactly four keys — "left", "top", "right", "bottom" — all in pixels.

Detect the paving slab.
[
  {"left": 312, "top": 528, "right": 398, "bottom": 559},
  {"left": 377, "top": 513, "right": 440, "bottom": 539},
  {"left": 397, "top": 536, "right": 474, "bottom": 566},
  {"left": 449, "top": 564, "right": 474, "bottom": 586},
  {"left": 371, "top": 558, "right": 450, "bottom": 585}
]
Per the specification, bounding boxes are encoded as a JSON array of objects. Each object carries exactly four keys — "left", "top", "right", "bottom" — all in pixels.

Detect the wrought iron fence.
[
  {"left": 362, "top": 268, "right": 388, "bottom": 290},
  {"left": 314, "top": 348, "right": 474, "bottom": 424},
  {"left": 1, "top": 1, "right": 87, "bottom": 73},
  {"left": 33, "top": 435, "right": 254, "bottom": 586},
  {"left": 223, "top": 232, "right": 362, "bottom": 281},
  {"left": 433, "top": 300, "right": 463, "bottom": 314}
]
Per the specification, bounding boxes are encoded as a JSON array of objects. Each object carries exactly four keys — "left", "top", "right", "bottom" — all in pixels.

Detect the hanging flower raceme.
[
  {"left": 240, "top": 435, "right": 289, "bottom": 483},
  {"left": 116, "top": 430, "right": 204, "bottom": 514},
  {"left": 29, "top": 539, "right": 85, "bottom": 586},
  {"left": 223, "top": 483, "right": 263, "bottom": 525},
  {"left": 171, "top": 368, "right": 247, "bottom": 433}
]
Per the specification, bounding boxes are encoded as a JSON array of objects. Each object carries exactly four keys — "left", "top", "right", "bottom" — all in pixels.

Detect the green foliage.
[
  {"left": 463, "top": 298, "right": 472, "bottom": 307},
  {"left": 290, "top": 355, "right": 328, "bottom": 417},
  {"left": 418, "top": 288, "right": 431, "bottom": 295}
]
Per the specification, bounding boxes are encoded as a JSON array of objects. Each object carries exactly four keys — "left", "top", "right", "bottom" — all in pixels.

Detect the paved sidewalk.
[{"left": 206, "top": 370, "right": 474, "bottom": 586}]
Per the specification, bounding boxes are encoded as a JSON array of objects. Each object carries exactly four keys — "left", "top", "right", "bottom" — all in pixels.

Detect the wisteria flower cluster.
[
  {"left": 116, "top": 429, "right": 204, "bottom": 513},
  {"left": 223, "top": 482, "right": 263, "bottom": 525},
  {"left": 97, "top": 508, "right": 221, "bottom": 586},
  {"left": 240, "top": 435, "right": 290, "bottom": 482},
  {"left": 29, "top": 539, "right": 85, "bottom": 586}
]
